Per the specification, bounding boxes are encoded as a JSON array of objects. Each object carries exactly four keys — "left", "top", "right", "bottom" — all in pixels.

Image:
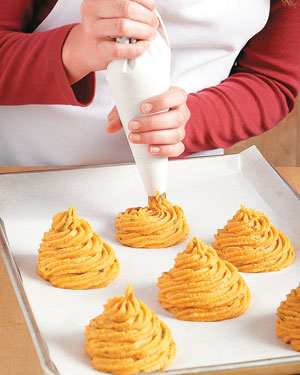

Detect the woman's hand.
[
  {"left": 106, "top": 86, "right": 190, "bottom": 157},
  {"left": 62, "top": 0, "right": 159, "bottom": 84}
]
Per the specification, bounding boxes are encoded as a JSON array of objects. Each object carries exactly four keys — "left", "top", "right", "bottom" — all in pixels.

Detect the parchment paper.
[{"left": 1, "top": 146, "right": 299, "bottom": 374}]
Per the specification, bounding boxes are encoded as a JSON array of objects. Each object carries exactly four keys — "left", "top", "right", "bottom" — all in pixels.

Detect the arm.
[
  {"left": 0, "top": 0, "right": 158, "bottom": 106},
  {"left": 183, "top": 0, "right": 300, "bottom": 156},
  {"left": 0, "top": 0, "right": 95, "bottom": 105},
  {"left": 106, "top": 0, "right": 300, "bottom": 159}
]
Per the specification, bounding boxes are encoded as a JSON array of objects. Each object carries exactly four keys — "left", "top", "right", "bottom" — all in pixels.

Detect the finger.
[
  {"left": 118, "top": 0, "right": 158, "bottom": 25},
  {"left": 107, "top": 106, "right": 119, "bottom": 120},
  {"left": 82, "top": 0, "right": 158, "bottom": 27},
  {"left": 106, "top": 107, "right": 123, "bottom": 133},
  {"left": 96, "top": 18, "right": 157, "bottom": 41},
  {"left": 106, "top": 117, "right": 123, "bottom": 133},
  {"left": 99, "top": 40, "right": 150, "bottom": 62},
  {"left": 128, "top": 104, "right": 189, "bottom": 132},
  {"left": 140, "top": 87, "right": 188, "bottom": 114},
  {"left": 132, "top": 0, "right": 156, "bottom": 11},
  {"left": 148, "top": 142, "right": 185, "bottom": 157},
  {"left": 128, "top": 127, "right": 185, "bottom": 145}
]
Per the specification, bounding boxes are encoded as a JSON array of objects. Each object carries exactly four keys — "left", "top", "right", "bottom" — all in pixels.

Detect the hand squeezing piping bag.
[{"left": 106, "top": 12, "right": 171, "bottom": 198}]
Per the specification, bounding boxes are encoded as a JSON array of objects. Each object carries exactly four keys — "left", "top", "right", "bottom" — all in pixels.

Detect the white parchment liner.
[{"left": 0, "top": 146, "right": 299, "bottom": 374}]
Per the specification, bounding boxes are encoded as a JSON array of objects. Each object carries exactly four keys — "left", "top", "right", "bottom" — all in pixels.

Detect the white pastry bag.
[{"left": 106, "top": 11, "right": 171, "bottom": 197}]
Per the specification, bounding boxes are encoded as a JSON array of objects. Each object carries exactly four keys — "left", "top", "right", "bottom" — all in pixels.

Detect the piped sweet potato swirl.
[
  {"left": 85, "top": 284, "right": 177, "bottom": 374},
  {"left": 115, "top": 193, "right": 189, "bottom": 248},
  {"left": 157, "top": 237, "right": 251, "bottom": 321},
  {"left": 37, "top": 207, "right": 120, "bottom": 289},
  {"left": 276, "top": 283, "right": 300, "bottom": 352},
  {"left": 211, "top": 205, "right": 294, "bottom": 272}
]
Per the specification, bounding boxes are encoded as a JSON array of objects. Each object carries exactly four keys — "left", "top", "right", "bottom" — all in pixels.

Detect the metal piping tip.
[
  {"left": 148, "top": 192, "right": 166, "bottom": 201},
  {"left": 148, "top": 192, "right": 166, "bottom": 209}
]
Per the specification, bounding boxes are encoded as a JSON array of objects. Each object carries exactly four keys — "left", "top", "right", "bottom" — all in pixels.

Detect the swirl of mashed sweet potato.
[
  {"left": 157, "top": 237, "right": 251, "bottom": 321},
  {"left": 115, "top": 193, "right": 189, "bottom": 248},
  {"left": 85, "top": 284, "right": 177, "bottom": 374},
  {"left": 211, "top": 205, "right": 294, "bottom": 272},
  {"left": 276, "top": 283, "right": 300, "bottom": 352},
  {"left": 37, "top": 207, "right": 120, "bottom": 289}
]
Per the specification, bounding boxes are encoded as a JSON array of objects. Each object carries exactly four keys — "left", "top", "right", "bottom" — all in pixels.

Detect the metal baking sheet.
[{"left": 1, "top": 146, "right": 300, "bottom": 375}]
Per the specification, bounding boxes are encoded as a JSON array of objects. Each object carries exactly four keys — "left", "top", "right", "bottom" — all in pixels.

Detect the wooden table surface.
[{"left": 0, "top": 166, "right": 299, "bottom": 375}]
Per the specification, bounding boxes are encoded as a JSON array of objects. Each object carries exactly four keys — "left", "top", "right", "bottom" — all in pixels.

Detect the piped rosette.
[
  {"left": 211, "top": 205, "right": 294, "bottom": 272},
  {"left": 37, "top": 207, "right": 120, "bottom": 289},
  {"left": 157, "top": 237, "right": 251, "bottom": 321},
  {"left": 276, "top": 283, "right": 300, "bottom": 352},
  {"left": 85, "top": 284, "right": 177, "bottom": 374},
  {"left": 115, "top": 193, "right": 189, "bottom": 248}
]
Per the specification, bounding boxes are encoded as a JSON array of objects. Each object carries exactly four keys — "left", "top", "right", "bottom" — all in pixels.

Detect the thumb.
[{"left": 106, "top": 106, "right": 123, "bottom": 134}]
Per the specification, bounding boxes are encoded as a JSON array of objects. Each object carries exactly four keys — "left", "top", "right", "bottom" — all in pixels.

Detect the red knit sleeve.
[
  {"left": 182, "top": 0, "right": 300, "bottom": 157},
  {"left": 0, "top": 0, "right": 95, "bottom": 105}
]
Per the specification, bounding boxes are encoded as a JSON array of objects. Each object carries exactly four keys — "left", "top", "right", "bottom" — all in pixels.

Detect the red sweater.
[{"left": 0, "top": 0, "right": 299, "bottom": 156}]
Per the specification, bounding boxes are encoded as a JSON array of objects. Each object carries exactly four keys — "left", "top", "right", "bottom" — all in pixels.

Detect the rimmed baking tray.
[{"left": 1, "top": 146, "right": 300, "bottom": 375}]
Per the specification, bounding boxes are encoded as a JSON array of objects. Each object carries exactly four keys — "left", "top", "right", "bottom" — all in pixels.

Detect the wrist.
[{"left": 62, "top": 24, "right": 91, "bottom": 84}]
